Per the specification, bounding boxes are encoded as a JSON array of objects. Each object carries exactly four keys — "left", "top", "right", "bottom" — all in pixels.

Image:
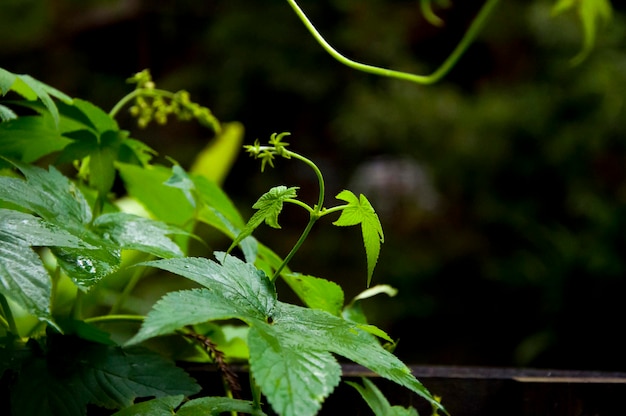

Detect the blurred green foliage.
[{"left": 1, "top": 0, "right": 625, "bottom": 371}]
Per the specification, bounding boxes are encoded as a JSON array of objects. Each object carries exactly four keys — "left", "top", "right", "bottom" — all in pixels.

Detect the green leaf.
[
  {"left": 0, "top": 209, "right": 95, "bottom": 249},
  {"left": 93, "top": 212, "right": 184, "bottom": 258},
  {"left": 70, "top": 98, "right": 118, "bottom": 134},
  {"left": 118, "top": 163, "right": 195, "bottom": 226},
  {"left": 333, "top": 190, "right": 384, "bottom": 286},
  {"left": 127, "top": 253, "right": 276, "bottom": 345},
  {"left": 0, "top": 161, "right": 92, "bottom": 224},
  {"left": 0, "top": 68, "right": 72, "bottom": 129},
  {"left": 552, "top": 0, "right": 613, "bottom": 65},
  {"left": 228, "top": 186, "right": 298, "bottom": 254},
  {"left": 347, "top": 378, "right": 419, "bottom": 416},
  {"left": 271, "top": 303, "right": 443, "bottom": 412},
  {"left": 127, "top": 254, "right": 443, "bottom": 414},
  {"left": 112, "top": 395, "right": 185, "bottom": 416},
  {"left": 190, "top": 121, "right": 244, "bottom": 185},
  {"left": 0, "top": 115, "right": 72, "bottom": 162},
  {"left": 282, "top": 273, "right": 344, "bottom": 316},
  {"left": 248, "top": 324, "right": 342, "bottom": 416},
  {"left": 177, "top": 397, "right": 268, "bottom": 416},
  {"left": 11, "top": 342, "right": 200, "bottom": 416},
  {"left": 0, "top": 237, "right": 52, "bottom": 323},
  {"left": 0, "top": 103, "right": 16, "bottom": 121}
]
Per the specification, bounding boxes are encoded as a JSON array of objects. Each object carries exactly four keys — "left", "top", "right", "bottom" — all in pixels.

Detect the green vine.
[{"left": 286, "top": 0, "right": 500, "bottom": 84}]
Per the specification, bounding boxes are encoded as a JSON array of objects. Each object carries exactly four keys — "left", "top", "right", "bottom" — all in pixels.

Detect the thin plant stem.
[
  {"left": 84, "top": 314, "right": 145, "bottom": 325},
  {"left": 286, "top": 0, "right": 500, "bottom": 85},
  {"left": 270, "top": 149, "right": 326, "bottom": 281}
]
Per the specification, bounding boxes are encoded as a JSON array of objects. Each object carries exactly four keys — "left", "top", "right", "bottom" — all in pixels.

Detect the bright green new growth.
[{"left": 238, "top": 132, "right": 385, "bottom": 285}]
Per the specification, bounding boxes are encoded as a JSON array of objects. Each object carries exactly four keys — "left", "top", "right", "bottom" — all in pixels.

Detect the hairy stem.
[{"left": 286, "top": 0, "right": 500, "bottom": 84}]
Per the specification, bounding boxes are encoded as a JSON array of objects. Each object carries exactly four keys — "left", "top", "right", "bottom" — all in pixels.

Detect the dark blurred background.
[{"left": 2, "top": 0, "right": 626, "bottom": 371}]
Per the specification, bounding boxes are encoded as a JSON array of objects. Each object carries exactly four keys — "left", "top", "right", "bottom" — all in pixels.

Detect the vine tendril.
[{"left": 286, "top": 0, "right": 500, "bottom": 85}]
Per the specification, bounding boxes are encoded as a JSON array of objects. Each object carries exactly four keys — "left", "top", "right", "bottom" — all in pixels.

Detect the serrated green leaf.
[
  {"left": 271, "top": 302, "right": 443, "bottom": 412},
  {"left": 93, "top": 212, "right": 185, "bottom": 258},
  {"left": 228, "top": 186, "right": 298, "bottom": 254},
  {"left": 347, "top": 378, "right": 419, "bottom": 416},
  {"left": 177, "top": 396, "right": 267, "bottom": 416},
  {"left": 0, "top": 237, "right": 52, "bottom": 323},
  {"left": 333, "top": 190, "right": 384, "bottom": 286},
  {"left": 0, "top": 115, "right": 72, "bottom": 162},
  {"left": 0, "top": 209, "right": 95, "bottom": 249},
  {"left": 248, "top": 324, "right": 341, "bottom": 416},
  {"left": 0, "top": 161, "right": 92, "bottom": 224},
  {"left": 11, "top": 342, "right": 199, "bottom": 416},
  {"left": 112, "top": 395, "right": 185, "bottom": 416},
  {"left": 14, "top": 74, "right": 67, "bottom": 128},
  {"left": 127, "top": 253, "right": 275, "bottom": 345},
  {"left": 282, "top": 273, "right": 344, "bottom": 316}
]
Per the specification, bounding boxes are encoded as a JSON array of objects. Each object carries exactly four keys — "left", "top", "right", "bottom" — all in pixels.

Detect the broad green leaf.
[
  {"left": 228, "top": 186, "right": 299, "bottom": 254},
  {"left": 52, "top": 246, "right": 120, "bottom": 290},
  {"left": 177, "top": 396, "right": 267, "bottom": 416},
  {"left": 347, "top": 378, "right": 419, "bottom": 416},
  {"left": 164, "top": 164, "right": 197, "bottom": 207},
  {"left": 0, "top": 161, "right": 92, "bottom": 224},
  {"left": 93, "top": 212, "right": 184, "bottom": 258},
  {"left": 0, "top": 237, "right": 52, "bottom": 323},
  {"left": 112, "top": 395, "right": 185, "bottom": 416},
  {"left": 282, "top": 273, "right": 344, "bottom": 316},
  {"left": 271, "top": 302, "right": 443, "bottom": 412},
  {"left": 127, "top": 253, "right": 275, "bottom": 345},
  {"left": 11, "top": 342, "right": 200, "bottom": 416},
  {"left": 117, "top": 163, "right": 195, "bottom": 227},
  {"left": 248, "top": 324, "right": 342, "bottom": 416},
  {"left": 0, "top": 209, "right": 95, "bottom": 249},
  {"left": 552, "top": 0, "right": 613, "bottom": 65},
  {"left": 192, "top": 173, "right": 258, "bottom": 262},
  {"left": 333, "top": 190, "right": 384, "bottom": 286},
  {"left": 0, "top": 115, "right": 72, "bottom": 162},
  {"left": 190, "top": 121, "right": 244, "bottom": 185},
  {"left": 0, "top": 69, "right": 73, "bottom": 129},
  {"left": 127, "top": 254, "right": 442, "bottom": 413},
  {"left": 70, "top": 98, "right": 118, "bottom": 133}
]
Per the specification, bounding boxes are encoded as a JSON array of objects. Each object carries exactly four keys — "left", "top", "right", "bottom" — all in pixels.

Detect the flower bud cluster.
[{"left": 126, "top": 70, "right": 221, "bottom": 133}]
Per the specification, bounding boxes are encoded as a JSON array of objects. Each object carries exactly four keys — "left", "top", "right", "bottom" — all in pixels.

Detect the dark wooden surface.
[{"left": 187, "top": 363, "right": 626, "bottom": 415}]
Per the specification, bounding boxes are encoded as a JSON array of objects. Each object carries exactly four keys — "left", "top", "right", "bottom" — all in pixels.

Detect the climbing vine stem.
[{"left": 286, "top": 0, "right": 500, "bottom": 85}]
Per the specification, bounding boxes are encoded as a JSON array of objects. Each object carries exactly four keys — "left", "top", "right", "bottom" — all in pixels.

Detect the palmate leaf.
[
  {"left": 127, "top": 253, "right": 444, "bottom": 416},
  {"left": 0, "top": 162, "right": 185, "bottom": 291},
  {"left": 0, "top": 67, "right": 73, "bottom": 128},
  {"left": 10, "top": 341, "right": 200, "bottom": 416},
  {"left": 333, "top": 190, "right": 384, "bottom": 286},
  {"left": 228, "top": 186, "right": 299, "bottom": 255}
]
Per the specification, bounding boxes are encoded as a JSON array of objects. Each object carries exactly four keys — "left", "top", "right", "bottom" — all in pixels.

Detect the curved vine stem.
[
  {"left": 270, "top": 150, "right": 326, "bottom": 281},
  {"left": 286, "top": 0, "right": 500, "bottom": 85}
]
